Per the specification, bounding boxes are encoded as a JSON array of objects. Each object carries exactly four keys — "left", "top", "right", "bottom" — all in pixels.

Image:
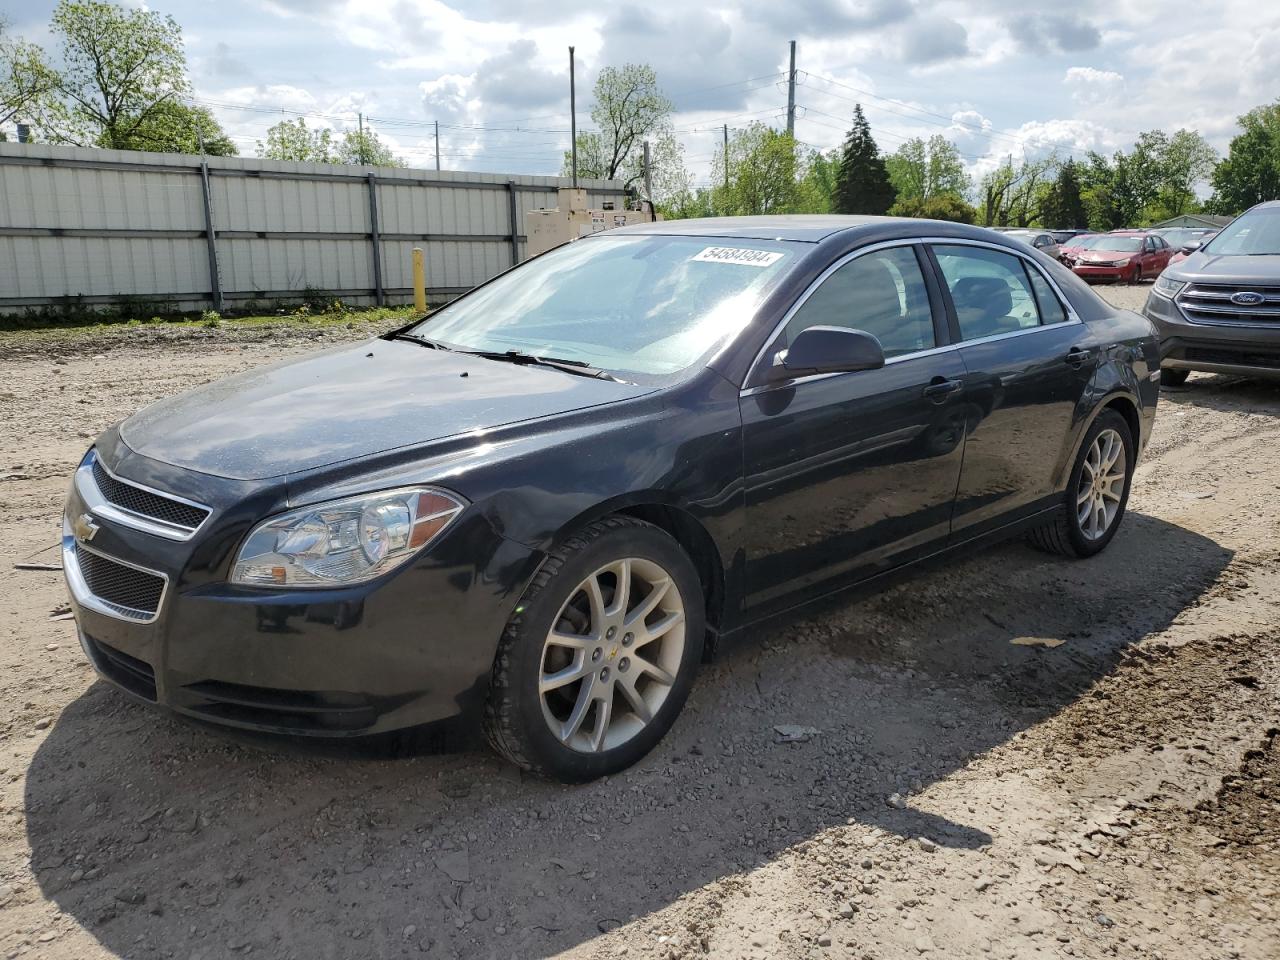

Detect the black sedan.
[{"left": 63, "top": 216, "right": 1160, "bottom": 782}]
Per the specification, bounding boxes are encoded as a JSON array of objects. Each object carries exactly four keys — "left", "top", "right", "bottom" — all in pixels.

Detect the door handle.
[
  {"left": 1064, "top": 347, "right": 1095, "bottom": 368},
  {"left": 923, "top": 377, "right": 963, "bottom": 402}
]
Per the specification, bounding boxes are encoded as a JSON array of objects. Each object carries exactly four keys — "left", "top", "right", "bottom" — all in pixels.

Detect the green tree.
[
  {"left": 0, "top": 17, "right": 58, "bottom": 129},
  {"left": 336, "top": 128, "right": 402, "bottom": 166},
  {"left": 713, "top": 123, "right": 803, "bottom": 215},
  {"left": 1039, "top": 159, "right": 1087, "bottom": 227},
  {"left": 660, "top": 186, "right": 715, "bottom": 220},
  {"left": 257, "top": 118, "right": 334, "bottom": 162},
  {"left": 888, "top": 193, "right": 977, "bottom": 223},
  {"left": 562, "top": 63, "right": 675, "bottom": 191},
  {"left": 33, "top": 1, "right": 191, "bottom": 148},
  {"left": 1152, "top": 129, "right": 1216, "bottom": 217},
  {"left": 980, "top": 155, "right": 1057, "bottom": 226},
  {"left": 796, "top": 147, "right": 840, "bottom": 213},
  {"left": 115, "top": 99, "right": 236, "bottom": 155},
  {"left": 1207, "top": 102, "right": 1280, "bottom": 215},
  {"left": 832, "top": 104, "right": 895, "bottom": 215},
  {"left": 885, "top": 135, "right": 969, "bottom": 202}
]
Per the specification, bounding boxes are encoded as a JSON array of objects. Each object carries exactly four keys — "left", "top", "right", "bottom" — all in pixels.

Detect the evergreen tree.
[
  {"left": 833, "top": 104, "right": 895, "bottom": 215},
  {"left": 1041, "top": 159, "right": 1086, "bottom": 227}
]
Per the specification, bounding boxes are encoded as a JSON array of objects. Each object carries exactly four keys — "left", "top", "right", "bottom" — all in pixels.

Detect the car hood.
[
  {"left": 1166, "top": 252, "right": 1280, "bottom": 283},
  {"left": 1078, "top": 250, "right": 1134, "bottom": 262},
  {"left": 120, "top": 339, "right": 653, "bottom": 480}
]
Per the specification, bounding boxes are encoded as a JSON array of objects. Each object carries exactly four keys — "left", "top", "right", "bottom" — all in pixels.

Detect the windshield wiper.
[
  {"left": 460, "top": 349, "right": 625, "bottom": 382},
  {"left": 388, "top": 332, "right": 454, "bottom": 351}
]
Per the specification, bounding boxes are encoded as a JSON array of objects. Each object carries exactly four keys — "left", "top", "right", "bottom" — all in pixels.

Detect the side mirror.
[
  {"left": 1180, "top": 240, "right": 1203, "bottom": 254},
  {"left": 1033, "top": 237, "right": 1048, "bottom": 248},
  {"left": 780, "top": 326, "right": 885, "bottom": 377}
]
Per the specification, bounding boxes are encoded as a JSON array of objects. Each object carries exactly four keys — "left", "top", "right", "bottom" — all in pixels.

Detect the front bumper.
[
  {"left": 1071, "top": 263, "right": 1131, "bottom": 282},
  {"left": 63, "top": 440, "right": 542, "bottom": 737},
  {"left": 1143, "top": 291, "right": 1280, "bottom": 380}
]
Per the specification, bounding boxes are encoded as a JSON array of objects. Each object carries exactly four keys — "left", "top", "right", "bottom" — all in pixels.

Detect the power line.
[{"left": 801, "top": 73, "right": 1089, "bottom": 158}]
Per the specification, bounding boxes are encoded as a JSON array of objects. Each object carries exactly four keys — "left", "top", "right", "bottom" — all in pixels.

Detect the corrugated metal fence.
[{"left": 0, "top": 143, "right": 626, "bottom": 314}]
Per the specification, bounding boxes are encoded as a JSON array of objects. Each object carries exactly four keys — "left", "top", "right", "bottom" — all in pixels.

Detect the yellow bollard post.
[{"left": 411, "top": 247, "right": 427, "bottom": 313}]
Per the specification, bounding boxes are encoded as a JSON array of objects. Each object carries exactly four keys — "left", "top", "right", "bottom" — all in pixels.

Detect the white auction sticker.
[{"left": 691, "top": 246, "right": 785, "bottom": 267}]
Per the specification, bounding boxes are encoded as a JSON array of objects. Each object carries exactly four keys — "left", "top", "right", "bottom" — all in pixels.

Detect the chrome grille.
[
  {"left": 80, "top": 452, "right": 211, "bottom": 539},
  {"left": 1175, "top": 283, "right": 1280, "bottom": 326},
  {"left": 75, "top": 546, "right": 166, "bottom": 620}
]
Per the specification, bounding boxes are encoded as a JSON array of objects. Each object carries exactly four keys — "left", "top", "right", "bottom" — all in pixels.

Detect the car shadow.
[
  {"left": 1160, "top": 372, "right": 1280, "bottom": 417},
  {"left": 24, "top": 513, "right": 1230, "bottom": 959}
]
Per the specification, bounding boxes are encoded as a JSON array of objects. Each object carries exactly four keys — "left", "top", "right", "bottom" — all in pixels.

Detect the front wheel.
[
  {"left": 1028, "top": 409, "right": 1135, "bottom": 558},
  {"left": 483, "top": 517, "right": 704, "bottom": 782},
  {"left": 1130, "top": 263, "right": 1143, "bottom": 284},
  {"left": 1160, "top": 367, "right": 1190, "bottom": 387}
]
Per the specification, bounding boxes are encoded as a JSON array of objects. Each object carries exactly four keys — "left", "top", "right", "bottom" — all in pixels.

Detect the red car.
[{"left": 1070, "top": 231, "right": 1173, "bottom": 283}]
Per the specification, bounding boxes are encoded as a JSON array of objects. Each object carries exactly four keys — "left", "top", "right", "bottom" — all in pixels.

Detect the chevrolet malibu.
[{"left": 63, "top": 217, "right": 1159, "bottom": 782}]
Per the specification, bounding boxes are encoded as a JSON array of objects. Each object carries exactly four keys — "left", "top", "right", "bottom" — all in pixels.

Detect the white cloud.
[
  {"left": 5, "top": 0, "right": 1263, "bottom": 182},
  {"left": 1064, "top": 66, "right": 1125, "bottom": 105}
]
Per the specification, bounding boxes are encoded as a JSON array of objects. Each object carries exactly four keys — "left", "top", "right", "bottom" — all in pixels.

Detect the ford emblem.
[{"left": 1230, "top": 291, "right": 1265, "bottom": 306}]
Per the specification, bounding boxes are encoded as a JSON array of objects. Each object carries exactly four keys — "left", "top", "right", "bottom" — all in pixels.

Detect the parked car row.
[{"left": 998, "top": 226, "right": 1221, "bottom": 286}]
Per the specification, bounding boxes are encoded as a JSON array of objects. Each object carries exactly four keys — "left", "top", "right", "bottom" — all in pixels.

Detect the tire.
[
  {"left": 1130, "top": 263, "right": 1143, "bottom": 284},
  {"left": 483, "top": 516, "right": 705, "bottom": 782},
  {"left": 1028, "top": 409, "right": 1135, "bottom": 559},
  {"left": 1160, "top": 367, "right": 1190, "bottom": 387}
]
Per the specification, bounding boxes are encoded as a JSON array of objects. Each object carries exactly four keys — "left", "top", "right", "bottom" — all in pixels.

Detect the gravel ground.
[{"left": 1, "top": 282, "right": 1278, "bottom": 960}]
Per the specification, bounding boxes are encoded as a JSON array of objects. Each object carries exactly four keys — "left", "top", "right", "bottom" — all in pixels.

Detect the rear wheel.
[
  {"left": 483, "top": 517, "right": 704, "bottom": 782},
  {"left": 1160, "top": 367, "right": 1190, "bottom": 387},
  {"left": 1028, "top": 409, "right": 1134, "bottom": 558}
]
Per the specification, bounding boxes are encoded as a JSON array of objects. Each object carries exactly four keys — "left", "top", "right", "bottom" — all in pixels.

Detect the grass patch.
[{"left": 0, "top": 305, "right": 421, "bottom": 345}]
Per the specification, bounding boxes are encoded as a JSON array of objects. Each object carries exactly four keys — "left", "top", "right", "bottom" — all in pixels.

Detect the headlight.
[
  {"left": 1152, "top": 274, "right": 1185, "bottom": 299},
  {"left": 231, "top": 487, "right": 466, "bottom": 587},
  {"left": 1103, "top": 259, "right": 1130, "bottom": 267}
]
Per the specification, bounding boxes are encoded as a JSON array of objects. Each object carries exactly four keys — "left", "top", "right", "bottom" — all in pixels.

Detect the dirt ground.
[{"left": 1, "top": 283, "right": 1277, "bottom": 960}]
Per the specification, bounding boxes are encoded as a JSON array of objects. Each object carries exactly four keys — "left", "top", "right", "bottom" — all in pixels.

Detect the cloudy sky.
[{"left": 6, "top": 0, "right": 1280, "bottom": 188}]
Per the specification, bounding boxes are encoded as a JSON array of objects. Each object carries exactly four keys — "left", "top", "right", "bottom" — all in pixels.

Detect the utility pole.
[
  {"left": 643, "top": 139, "right": 654, "bottom": 219},
  {"left": 786, "top": 40, "right": 797, "bottom": 138},
  {"left": 569, "top": 45, "right": 578, "bottom": 187},
  {"left": 358, "top": 112, "right": 367, "bottom": 164},
  {"left": 723, "top": 124, "right": 729, "bottom": 190},
  {"left": 434, "top": 120, "right": 440, "bottom": 171}
]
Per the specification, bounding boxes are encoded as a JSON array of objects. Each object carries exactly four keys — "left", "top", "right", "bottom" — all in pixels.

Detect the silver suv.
[{"left": 1144, "top": 201, "right": 1280, "bottom": 384}]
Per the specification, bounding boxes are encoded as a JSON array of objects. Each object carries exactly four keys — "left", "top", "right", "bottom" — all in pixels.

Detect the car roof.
[{"left": 610, "top": 215, "right": 988, "bottom": 243}]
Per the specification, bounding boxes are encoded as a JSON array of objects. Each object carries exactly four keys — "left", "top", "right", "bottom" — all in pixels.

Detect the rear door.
[
  {"left": 739, "top": 243, "right": 969, "bottom": 612},
  {"left": 927, "top": 241, "right": 1100, "bottom": 538}
]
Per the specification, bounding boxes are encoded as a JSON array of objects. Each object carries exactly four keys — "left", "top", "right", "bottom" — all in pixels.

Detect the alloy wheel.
[
  {"left": 538, "top": 557, "right": 686, "bottom": 753},
  {"left": 1076, "top": 428, "right": 1127, "bottom": 541}
]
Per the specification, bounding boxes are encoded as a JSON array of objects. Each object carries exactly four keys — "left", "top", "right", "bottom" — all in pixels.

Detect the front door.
[
  {"left": 928, "top": 242, "right": 1099, "bottom": 537},
  {"left": 740, "top": 243, "right": 968, "bottom": 613}
]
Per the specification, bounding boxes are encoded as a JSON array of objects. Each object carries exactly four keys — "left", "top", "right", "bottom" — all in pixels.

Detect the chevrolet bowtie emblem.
[{"left": 73, "top": 513, "right": 100, "bottom": 543}]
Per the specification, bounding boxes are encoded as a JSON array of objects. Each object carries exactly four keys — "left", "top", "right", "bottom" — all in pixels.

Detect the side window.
[
  {"left": 932, "top": 245, "right": 1041, "bottom": 340},
  {"left": 783, "top": 246, "right": 935, "bottom": 358},
  {"left": 1025, "top": 266, "right": 1068, "bottom": 325}
]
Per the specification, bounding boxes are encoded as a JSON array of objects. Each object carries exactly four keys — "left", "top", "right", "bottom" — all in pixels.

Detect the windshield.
[
  {"left": 1067, "top": 235, "right": 1098, "bottom": 249},
  {"left": 1094, "top": 236, "right": 1143, "bottom": 253},
  {"left": 406, "top": 235, "right": 795, "bottom": 377},
  {"left": 1204, "top": 208, "right": 1280, "bottom": 256},
  {"left": 1159, "top": 229, "right": 1208, "bottom": 248}
]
